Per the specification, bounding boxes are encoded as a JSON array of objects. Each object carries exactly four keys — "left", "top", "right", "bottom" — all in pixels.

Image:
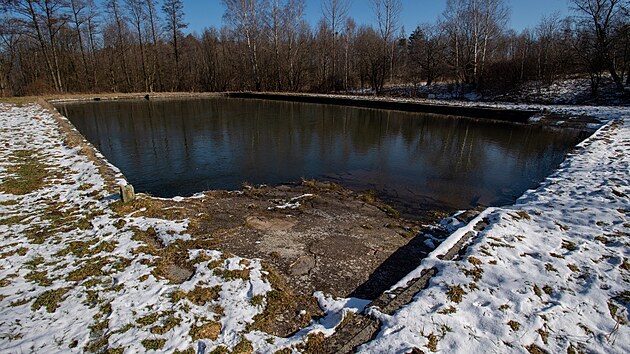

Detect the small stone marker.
[{"left": 120, "top": 183, "right": 135, "bottom": 203}]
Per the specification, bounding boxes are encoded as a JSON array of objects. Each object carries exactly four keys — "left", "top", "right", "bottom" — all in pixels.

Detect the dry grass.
[
  {"left": 537, "top": 327, "right": 549, "bottom": 345},
  {"left": 25, "top": 270, "right": 53, "bottom": 286},
  {"left": 562, "top": 240, "right": 577, "bottom": 251},
  {"left": 0, "top": 150, "right": 48, "bottom": 195},
  {"left": 232, "top": 337, "right": 254, "bottom": 354},
  {"left": 66, "top": 257, "right": 110, "bottom": 282},
  {"left": 141, "top": 339, "right": 166, "bottom": 351},
  {"left": 0, "top": 96, "right": 39, "bottom": 105},
  {"left": 32, "top": 288, "right": 70, "bottom": 313},
  {"left": 446, "top": 285, "right": 465, "bottom": 303},
  {"left": 425, "top": 333, "right": 439, "bottom": 352},
  {"left": 507, "top": 320, "right": 520, "bottom": 331},
  {"left": 463, "top": 266, "right": 484, "bottom": 282},
  {"left": 438, "top": 306, "right": 457, "bottom": 315},
  {"left": 213, "top": 268, "right": 251, "bottom": 281},
  {"left": 511, "top": 211, "right": 531, "bottom": 221},
  {"left": 189, "top": 320, "right": 222, "bottom": 340},
  {"left": 298, "top": 332, "right": 326, "bottom": 354},
  {"left": 136, "top": 312, "right": 160, "bottom": 326},
  {"left": 150, "top": 314, "right": 181, "bottom": 335},
  {"left": 468, "top": 256, "right": 483, "bottom": 266},
  {"left": 181, "top": 285, "right": 222, "bottom": 306},
  {"left": 248, "top": 264, "right": 313, "bottom": 336},
  {"left": 534, "top": 284, "right": 543, "bottom": 298},
  {"left": 525, "top": 343, "right": 548, "bottom": 354}
]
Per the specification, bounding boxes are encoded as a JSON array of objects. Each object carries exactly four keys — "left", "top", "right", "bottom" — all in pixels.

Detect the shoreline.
[{"left": 0, "top": 95, "right": 627, "bottom": 353}]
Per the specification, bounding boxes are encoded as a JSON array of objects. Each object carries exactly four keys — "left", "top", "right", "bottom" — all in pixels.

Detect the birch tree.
[
  {"left": 322, "top": 0, "right": 350, "bottom": 90},
  {"left": 222, "top": 0, "right": 266, "bottom": 91},
  {"left": 442, "top": 0, "right": 508, "bottom": 85},
  {"left": 371, "top": 0, "right": 401, "bottom": 90}
]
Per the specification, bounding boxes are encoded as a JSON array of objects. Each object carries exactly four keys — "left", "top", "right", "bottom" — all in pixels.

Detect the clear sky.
[{"left": 183, "top": 0, "right": 572, "bottom": 36}]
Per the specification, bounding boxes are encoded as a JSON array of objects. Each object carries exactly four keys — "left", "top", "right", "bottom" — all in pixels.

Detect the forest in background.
[{"left": 0, "top": 0, "right": 628, "bottom": 98}]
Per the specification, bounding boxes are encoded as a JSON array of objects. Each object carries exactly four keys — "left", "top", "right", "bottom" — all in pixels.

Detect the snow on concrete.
[
  {"left": 1, "top": 99, "right": 627, "bottom": 353},
  {"left": 359, "top": 105, "right": 630, "bottom": 353}
]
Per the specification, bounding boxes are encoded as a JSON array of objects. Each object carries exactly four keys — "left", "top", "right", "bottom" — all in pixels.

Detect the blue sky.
[{"left": 183, "top": 0, "right": 571, "bottom": 35}]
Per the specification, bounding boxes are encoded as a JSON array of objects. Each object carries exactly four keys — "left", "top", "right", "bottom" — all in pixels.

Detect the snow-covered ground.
[
  {"left": 360, "top": 106, "right": 629, "bottom": 353},
  {"left": 371, "top": 76, "right": 629, "bottom": 106},
  {"left": 0, "top": 100, "right": 627, "bottom": 353},
  {"left": 0, "top": 103, "right": 360, "bottom": 353}
]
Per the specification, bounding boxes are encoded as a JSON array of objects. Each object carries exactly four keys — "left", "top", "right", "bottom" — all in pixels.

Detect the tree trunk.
[
  {"left": 26, "top": 0, "right": 58, "bottom": 92},
  {"left": 70, "top": 0, "right": 91, "bottom": 90},
  {"left": 146, "top": 0, "right": 163, "bottom": 91}
]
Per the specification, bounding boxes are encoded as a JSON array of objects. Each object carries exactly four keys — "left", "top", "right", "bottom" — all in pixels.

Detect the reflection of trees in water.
[{"left": 58, "top": 98, "right": 582, "bottom": 208}]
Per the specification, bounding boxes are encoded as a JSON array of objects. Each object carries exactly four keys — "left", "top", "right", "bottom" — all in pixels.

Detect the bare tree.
[
  {"left": 343, "top": 17, "right": 356, "bottom": 90},
  {"left": 162, "top": 0, "right": 187, "bottom": 90},
  {"left": 4, "top": 0, "right": 68, "bottom": 92},
  {"left": 442, "top": 0, "right": 509, "bottom": 86},
  {"left": 371, "top": 0, "right": 401, "bottom": 84},
  {"left": 0, "top": 16, "right": 21, "bottom": 96},
  {"left": 68, "top": 0, "right": 93, "bottom": 89},
  {"left": 106, "top": 0, "right": 132, "bottom": 91},
  {"left": 84, "top": 1, "right": 100, "bottom": 88},
  {"left": 223, "top": 0, "right": 266, "bottom": 91},
  {"left": 571, "top": 0, "right": 629, "bottom": 91},
  {"left": 144, "top": 0, "right": 162, "bottom": 91},
  {"left": 126, "top": 0, "right": 149, "bottom": 91},
  {"left": 408, "top": 24, "right": 446, "bottom": 86},
  {"left": 285, "top": 0, "right": 306, "bottom": 91},
  {"left": 322, "top": 0, "right": 351, "bottom": 90}
]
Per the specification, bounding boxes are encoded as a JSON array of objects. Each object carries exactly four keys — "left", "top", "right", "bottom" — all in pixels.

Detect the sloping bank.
[
  {"left": 0, "top": 97, "right": 627, "bottom": 353},
  {"left": 0, "top": 101, "right": 363, "bottom": 353},
  {"left": 354, "top": 105, "right": 629, "bottom": 353}
]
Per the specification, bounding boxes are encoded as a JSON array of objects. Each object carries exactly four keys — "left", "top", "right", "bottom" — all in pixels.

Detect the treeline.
[{"left": 0, "top": 0, "right": 628, "bottom": 97}]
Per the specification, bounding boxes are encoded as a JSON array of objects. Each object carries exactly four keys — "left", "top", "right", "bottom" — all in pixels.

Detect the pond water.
[{"left": 56, "top": 98, "right": 584, "bottom": 212}]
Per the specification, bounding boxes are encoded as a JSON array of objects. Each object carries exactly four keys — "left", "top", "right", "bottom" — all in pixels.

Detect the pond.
[{"left": 55, "top": 97, "right": 584, "bottom": 213}]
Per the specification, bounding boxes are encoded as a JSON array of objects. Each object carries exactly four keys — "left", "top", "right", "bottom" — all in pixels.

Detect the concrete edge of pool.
[
  {"left": 226, "top": 92, "right": 541, "bottom": 122},
  {"left": 8, "top": 96, "right": 616, "bottom": 352},
  {"left": 48, "top": 91, "right": 544, "bottom": 123}
]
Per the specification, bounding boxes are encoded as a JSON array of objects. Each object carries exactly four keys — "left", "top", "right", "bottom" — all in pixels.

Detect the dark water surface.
[{"left": 56, "top": 98, "right": 583, "bottom": 212}]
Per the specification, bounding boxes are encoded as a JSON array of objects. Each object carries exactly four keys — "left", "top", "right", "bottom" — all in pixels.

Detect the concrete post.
[{"left": 120, "top": 183, "right": 135, "bottom": 203}]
